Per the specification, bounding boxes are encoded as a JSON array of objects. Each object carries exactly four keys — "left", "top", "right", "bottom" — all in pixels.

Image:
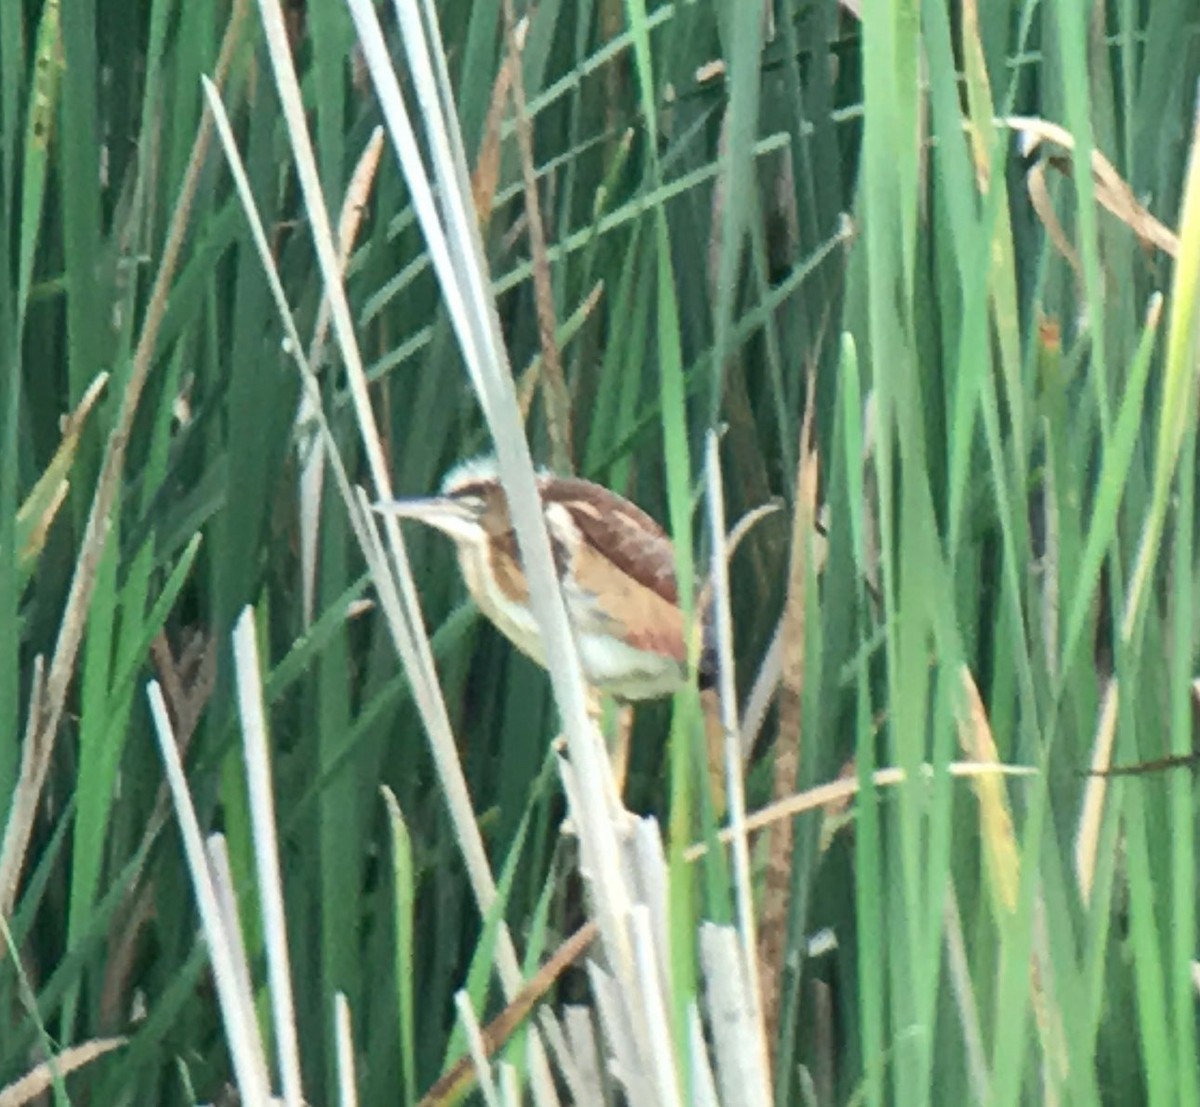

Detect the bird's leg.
[
  {"left": 584, "top": 685, "right": 604, "bottom": 726},
  {"left": 553, "top": 692, "right": 631, "bottom": 833},
  {"left": 585, "top": 687, "right": 628, "bottom": 808},
  {"left": 608, "top": 701, "right": 634, "bottom": 801}
]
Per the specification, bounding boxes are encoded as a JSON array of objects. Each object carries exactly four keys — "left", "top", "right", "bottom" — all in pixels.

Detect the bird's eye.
[{"left": 456, "top": 494, "right": 486, "bottom": 515}]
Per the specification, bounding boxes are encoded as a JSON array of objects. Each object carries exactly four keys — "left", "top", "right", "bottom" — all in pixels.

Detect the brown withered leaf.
[{"left": 1007, "top": 115, "right": 1179, "bottom": 258}]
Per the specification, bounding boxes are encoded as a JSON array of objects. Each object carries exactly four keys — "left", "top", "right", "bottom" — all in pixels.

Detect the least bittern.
[{"left": 375, "top": 456, "right": 713, "bottom": 701}]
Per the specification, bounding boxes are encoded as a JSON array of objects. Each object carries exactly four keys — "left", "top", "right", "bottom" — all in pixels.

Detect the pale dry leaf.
[
  {"left": 1075, "top": 679, "right": 1119, "bottom": 905},
  {"left": 1007, "top": 115, "right": 1179, "bottom": 258},
  {"left": 0, "top": 1038, "right": 126, "bottom": 1107}
]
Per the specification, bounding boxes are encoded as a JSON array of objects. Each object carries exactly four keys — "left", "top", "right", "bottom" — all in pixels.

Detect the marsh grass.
[{"left": 2, "top": 0, "right": 1199, "bottom": 1104}]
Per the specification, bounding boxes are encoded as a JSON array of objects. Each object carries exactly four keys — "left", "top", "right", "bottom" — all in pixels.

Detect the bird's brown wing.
[
  {"left": 540, "top": 477, "right": 680, "bottom": 607},
  {"left": 567, "top": 546, "right": 688, "bottom": 661}
]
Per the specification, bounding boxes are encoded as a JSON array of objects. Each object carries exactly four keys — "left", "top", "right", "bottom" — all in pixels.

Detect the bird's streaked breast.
[{"left": 456, "top": 539, "right": 545, "bottom": 665}]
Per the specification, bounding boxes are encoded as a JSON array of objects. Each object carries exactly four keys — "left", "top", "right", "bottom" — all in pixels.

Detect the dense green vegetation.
[{"left": 2, "top": 0, "right": 1200, "bottom": 1103}]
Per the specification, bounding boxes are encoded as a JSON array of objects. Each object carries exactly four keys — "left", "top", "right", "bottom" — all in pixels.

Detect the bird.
[{"left": 375, "top": 456, "right": 713, "bottom": 702}]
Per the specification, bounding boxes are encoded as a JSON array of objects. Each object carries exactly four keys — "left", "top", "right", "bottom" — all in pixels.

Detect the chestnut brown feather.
[{"left": 541, "top": 479, "right": 680, "bottom": 603}]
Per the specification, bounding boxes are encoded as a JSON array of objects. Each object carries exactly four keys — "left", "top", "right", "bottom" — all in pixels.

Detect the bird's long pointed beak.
[{"left": 372, "top": 497, "right": 480, "bottom": 543}]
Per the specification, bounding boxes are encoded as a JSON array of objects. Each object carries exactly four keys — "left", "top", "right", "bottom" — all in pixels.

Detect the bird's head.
[{"left": 375, "top": 456, "right": 514, "bottom": 548}]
